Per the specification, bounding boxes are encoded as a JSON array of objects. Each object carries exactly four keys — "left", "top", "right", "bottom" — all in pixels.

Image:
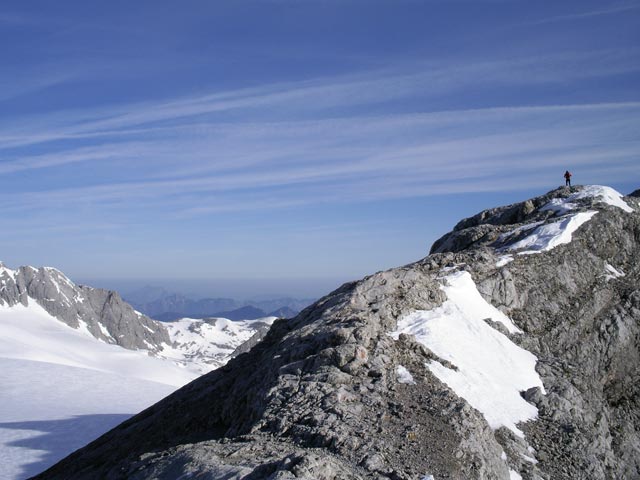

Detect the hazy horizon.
[{"left": 77, "top": 276, "right": 350, "bottom": 301}]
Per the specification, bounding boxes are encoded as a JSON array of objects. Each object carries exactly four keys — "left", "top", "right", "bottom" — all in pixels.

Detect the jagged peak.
[
  {"left": 42, "top": 265, "right": 70, "bottom": 276},
  {"left": 0, "top": 262, "right": 172, "bottom": 354},
  {"left": 0, "top": 262, "right": 17, "bottom": 281},
  {"left": 0, "top": 262, "right": 77, "bottom": 286}
]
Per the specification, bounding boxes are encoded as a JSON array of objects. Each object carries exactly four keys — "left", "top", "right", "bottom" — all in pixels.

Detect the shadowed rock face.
[
  {"left": 0, "top": 264, "right": 169, "bottom": 351},
  {"left": 32, "top": 186, "right": 640, "bottom": 480}
]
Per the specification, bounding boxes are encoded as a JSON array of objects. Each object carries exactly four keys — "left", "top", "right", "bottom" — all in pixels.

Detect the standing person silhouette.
[{"left": 564, "top": 170, "right": 572, "bottom": 187}]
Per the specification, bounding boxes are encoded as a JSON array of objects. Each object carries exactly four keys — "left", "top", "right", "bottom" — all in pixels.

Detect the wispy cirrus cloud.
[
  {"left": 1, "top": 100, "right": 637, "bottom": 221},
  {"left": 0, "top": 11, "right": 39, "bottom": 25},
  {"left": 0, "top": 70, "right": 80, "bottom": 103},
  {"left": 2, "top": 0, "right": 639, "bottom": 282},
  {"left": 1, "top": 48, "right": 638, "bottom": 151},
  {"left": 526, "top": 3, "right": 640, "bottom": 25},
  {"left": 0, "top": 47, "right": 638, "bottom": 233}
]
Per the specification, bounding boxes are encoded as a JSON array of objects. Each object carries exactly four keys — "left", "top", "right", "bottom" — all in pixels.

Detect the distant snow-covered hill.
[
  {"left": 0, "top": 264, "right": 278, "bottom": 479},
  {"left": 0, "top": 262, "right": 276, "bottom": 375},
  {"left": 0, "top": 297, "right": 195, "bottom": 386},
  {"left": 159, "top": 316, "right": 276, "bottom": 375}
]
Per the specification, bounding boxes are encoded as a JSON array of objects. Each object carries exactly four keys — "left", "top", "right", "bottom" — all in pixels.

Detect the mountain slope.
[
  {"left": 0, "top": 263, "right": 275, "bottom": 375},
  {"left": 0, "top": 297, "right": 195, "bottom": 386},
  {"left": 0, "top": 264, "right": 169, "bottom": 352},
  {"left": 33, "top": 185, "right": 640, "bottom": 480}
]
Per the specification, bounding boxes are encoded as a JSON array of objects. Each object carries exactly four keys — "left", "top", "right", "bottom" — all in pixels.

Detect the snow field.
[
  {"left": 0, "top": 298, "right": 197, "bottom": 387},
  {"left": 0, "top": 358, "right": 177, "bottom": 480},
  {"left": 159, "top": 316, "right": 277, "bottom": 374},
  {"left": 0, "top": 297, "right": 276, "bottom": 479},
  {"left": 391, "top": 271, "right": 544, "bottom": 437}
]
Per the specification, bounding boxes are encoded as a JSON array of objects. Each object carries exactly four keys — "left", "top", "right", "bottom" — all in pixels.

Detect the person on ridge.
[{"left": 564, "top": 170, "right": 572, "bottom": 187}]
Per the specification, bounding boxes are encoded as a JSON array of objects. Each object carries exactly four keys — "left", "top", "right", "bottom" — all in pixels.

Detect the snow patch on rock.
[
  {"left": 509, "top": 470, "right": 523, "bottom": 480},
  {"left": 506, "top": 211, "right": 597, "bottom": 254},
  {"left": 604, "top": 263, "right": 625, "bottom": 281},
  {"left": 97, "top": 323, "right": 113, "bottom": 340},
  {"left": 573, "top": 185, "right": 634, "bottom": 212},
  {"left": 543, "top": 185, "right": 633, "bottom": 214},
  {"left": 500, "top": 186, "right": 632, "bottom": 255},
  {"left": 391, "top": 271, "right": 544, "bottom": 437},
  {"left": 495, "top": 255, "right": 514, "bottom": 267},
  {"left": 396, "top": 365, "right": 416, "bottom": 385}
]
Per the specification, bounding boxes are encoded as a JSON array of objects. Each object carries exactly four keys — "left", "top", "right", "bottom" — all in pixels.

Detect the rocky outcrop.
[
  {"left": 431, "top": 186, "right": 579, "bottom": 254},
  {"left": 0, "top": 264, "right": 169, "bottom": 351},
  {"left": 32, "top": 186, "right": 640, "bottom": 480}
]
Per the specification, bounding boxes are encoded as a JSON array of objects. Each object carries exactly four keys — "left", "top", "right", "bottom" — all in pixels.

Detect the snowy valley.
[{"left": 0, "top": 266, "right": 275, "bottom": 479}]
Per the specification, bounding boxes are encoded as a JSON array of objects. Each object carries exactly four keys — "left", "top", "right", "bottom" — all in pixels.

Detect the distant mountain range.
[{"left": 123, "top": 287, "right": 314, "bottom": 321}]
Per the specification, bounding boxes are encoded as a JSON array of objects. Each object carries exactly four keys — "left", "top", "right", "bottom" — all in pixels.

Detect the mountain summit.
[{"left": 33, "top": 185, "right": 640, "bottom": 480}]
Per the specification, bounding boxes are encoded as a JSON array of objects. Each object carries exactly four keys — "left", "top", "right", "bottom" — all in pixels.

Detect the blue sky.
[{"left": 0, "top": 1, "right": 639, "bottom": 298}]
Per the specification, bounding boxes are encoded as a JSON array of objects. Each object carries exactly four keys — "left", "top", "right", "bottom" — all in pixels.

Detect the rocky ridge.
[{"left": 33, "top": 185, "right": 640, "bottom": 480}]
